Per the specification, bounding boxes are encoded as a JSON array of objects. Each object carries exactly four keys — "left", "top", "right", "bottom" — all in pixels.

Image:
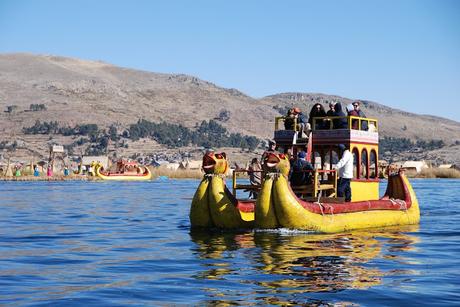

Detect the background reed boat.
[{"left": 94, "top": 160, "right": 152, "bottom": 181}]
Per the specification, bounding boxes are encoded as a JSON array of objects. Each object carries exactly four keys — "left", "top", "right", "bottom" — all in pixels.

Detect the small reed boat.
[{"left": 94, "top": 160, "right": 152, "bottom": 181}]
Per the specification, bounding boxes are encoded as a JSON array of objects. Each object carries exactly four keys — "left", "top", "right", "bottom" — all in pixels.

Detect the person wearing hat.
[
  {"left": 292, "top": 107, "right": 309, "bottom": 137},
  {"left": 261, "top": 140, "right": 277, "bottom": 162},
  {"left": 289, "top": 150, "right": 314, "bottom": 189},
  {"left": 334, "top": 144, "right": 353, "bottom": 202}
]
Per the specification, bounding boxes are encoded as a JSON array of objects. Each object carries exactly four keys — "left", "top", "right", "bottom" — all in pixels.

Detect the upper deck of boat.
[{"left": 274, "top": 115, "right": 378, "bottom": 147}]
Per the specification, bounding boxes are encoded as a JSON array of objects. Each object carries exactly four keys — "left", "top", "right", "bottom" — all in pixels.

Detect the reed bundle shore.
[
  {"left": 1, "top": 167, "right": 459, "bottom": 181},
  {"left": 411, "top": 168, "right": 460, "bottom": 179}
]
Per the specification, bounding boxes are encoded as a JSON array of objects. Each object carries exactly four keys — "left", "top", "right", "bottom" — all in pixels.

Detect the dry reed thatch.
[
  {"left": 149, "top": 166, "right": 203, "bottom": 179},
  {"left": 413, "top": 168, "right": 460, "bottom": 179}
]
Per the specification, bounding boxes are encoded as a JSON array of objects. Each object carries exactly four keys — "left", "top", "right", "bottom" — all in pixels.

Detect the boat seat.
[
  {"left": 291, "top": 184, "right": 314, "bottom": 197},
  {"left": 317, "top": 183, "right": 336, "bottom": 197},
  {"left": 235, "top": 184, "right": 261, "bottom": 191}
]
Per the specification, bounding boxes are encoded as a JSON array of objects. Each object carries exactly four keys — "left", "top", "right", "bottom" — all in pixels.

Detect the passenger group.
[
  {"left": 285, "top": 100, "right": 367, "bottom": 133},
  {"left": 250, "top": 100, "right": 369, "bottom": 201}
]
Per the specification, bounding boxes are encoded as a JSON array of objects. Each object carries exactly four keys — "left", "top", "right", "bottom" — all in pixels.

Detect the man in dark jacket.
[
  {"left": 289, "top": 151, "right": 314, "bottom": 187},
  {"left": 333, "top": 103, "right": 348, "bottom": 129}
]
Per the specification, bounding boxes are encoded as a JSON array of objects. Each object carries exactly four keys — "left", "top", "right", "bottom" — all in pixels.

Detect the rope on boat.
[
  {"left": 314, "top": 201, "right": 325, "bottom": 215},
  {"left": 313, "top": 191, "right": 325, "bottom": 216},
  {"left": 204, "top": 173, "right": 226, "bottom": 179},
  {"left": 265, "top": 172, "right": 281, "bottom": 180},
  {"left": 389, "top": 198, "right": 408, "bottom": 211}
]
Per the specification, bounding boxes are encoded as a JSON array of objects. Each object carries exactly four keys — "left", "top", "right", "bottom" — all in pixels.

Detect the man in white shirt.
[{"left": 334, "top": 144, "right": 353, "bottom": 202}]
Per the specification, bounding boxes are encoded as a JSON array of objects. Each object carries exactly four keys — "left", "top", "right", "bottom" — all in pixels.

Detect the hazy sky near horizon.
[{"left": 0, "top": 0, "right": 459, "bottom": 121}]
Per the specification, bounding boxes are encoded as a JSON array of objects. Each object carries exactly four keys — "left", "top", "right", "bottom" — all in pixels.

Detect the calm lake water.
[{"left": 1, "top": 178, "right": 459, "bottom": 306}]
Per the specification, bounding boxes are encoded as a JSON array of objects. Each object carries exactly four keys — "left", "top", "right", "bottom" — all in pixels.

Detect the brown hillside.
[{"left": 1, "top": 53, "right": 459, "bottom": 164}]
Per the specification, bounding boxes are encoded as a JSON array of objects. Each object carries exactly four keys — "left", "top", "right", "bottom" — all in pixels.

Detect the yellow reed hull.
[
  {"left": 190, "top": 175, "right": 254, "bottom": 228},
  {"left": 95, "top": 167, "right": 152, "bottom": 181},
  {"left": 255, "top": 176, "right": 278, "bottom": 228},
  {"left": 190, "top": 177, "right": 212, "bottom": 227},
  {"left": 271, "top": 175, "right": 420, "bottom": 233}
]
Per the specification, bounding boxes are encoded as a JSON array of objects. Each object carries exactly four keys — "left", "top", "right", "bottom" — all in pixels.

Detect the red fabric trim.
[
  {"left": 236, "top": 200, "right": 256, "bottom": 213},
  {"left": 224, "top": 185, "right": 256, "bottom": 213}
]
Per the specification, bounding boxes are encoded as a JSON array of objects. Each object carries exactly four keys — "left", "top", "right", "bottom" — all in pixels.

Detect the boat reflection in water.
[{"left": 190, "top": 226, "right": 419, "bottom": 305}]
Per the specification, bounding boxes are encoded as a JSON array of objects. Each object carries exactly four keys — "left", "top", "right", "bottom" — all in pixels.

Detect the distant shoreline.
[{"left": 0, "top": 175, "right": 100, "bottom": 181}]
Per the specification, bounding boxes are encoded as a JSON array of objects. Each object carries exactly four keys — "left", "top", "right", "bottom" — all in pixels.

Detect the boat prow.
[{"left": 190, "top": 151, "right": 255, "bottom": 229}]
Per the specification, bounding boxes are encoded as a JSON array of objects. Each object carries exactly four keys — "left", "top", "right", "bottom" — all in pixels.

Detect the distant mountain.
[{"left": 0, "top": 53, "right": 459, "bottom": 164}]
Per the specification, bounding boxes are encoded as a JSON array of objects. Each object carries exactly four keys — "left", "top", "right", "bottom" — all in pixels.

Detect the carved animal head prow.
[
  {"left": 262, "top": 152, "right": 290, "bottom": 177},
  {"left": 202, "top": 151, "right": 228, "bottom": 175}
]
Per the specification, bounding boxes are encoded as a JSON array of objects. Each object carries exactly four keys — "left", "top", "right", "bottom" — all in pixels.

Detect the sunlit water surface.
[{"left": 0, "top": 179, "right": 459, "bottom": 306}]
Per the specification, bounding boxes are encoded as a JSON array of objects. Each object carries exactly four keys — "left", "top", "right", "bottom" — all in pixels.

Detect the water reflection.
[{"left": 190, "top": 226, "right": 419, "bottom": 304}]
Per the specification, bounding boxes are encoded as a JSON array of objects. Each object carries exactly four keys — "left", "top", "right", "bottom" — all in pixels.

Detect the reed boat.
[
  {"left": 254, "top": 113, "right": 420, "bottom": 232},
  {"left": 93, "top": 160, "right": 152, "bottom": 181},
  {"left": 190, "top": 112, "right": 420, "bottom": 232},
  {"left": 190, "top": 151, "right": 254, "bottom": 228},
  {"left": 255, "top": 152, "right": 419, "bottom": 233}
]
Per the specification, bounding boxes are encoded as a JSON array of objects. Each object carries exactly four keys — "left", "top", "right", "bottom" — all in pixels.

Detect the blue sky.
[{"left": 1, "top": 0, "right": 459, "bottom": 121}]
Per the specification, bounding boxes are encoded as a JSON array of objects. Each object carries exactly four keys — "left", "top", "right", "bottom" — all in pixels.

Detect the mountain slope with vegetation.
[{"left": 1, "top": 53, "right": 459, "bottom": 164}]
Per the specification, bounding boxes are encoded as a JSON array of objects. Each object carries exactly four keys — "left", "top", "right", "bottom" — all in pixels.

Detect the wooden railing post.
[
  {"left": 232, "top": 170, "right": 237, "bottom": 197},
  {"left": 313, "top": 170, "right": 318, "bottom": 197},
  {"left": 334, "top": 170, "right": 338, "bottom": 197}
]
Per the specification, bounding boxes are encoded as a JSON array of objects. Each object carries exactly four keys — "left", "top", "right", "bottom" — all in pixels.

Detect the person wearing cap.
[
  {"left": 292, "top": 107, "right": 309, "bottom": 137},
  {"left": 261, "top": 140, "right": 277, "bottom": 162},
  {"left": 334, "top": 144, "right": 353, "bottom": 202},
  {"left": 289, "top": 150, "right": 314, "bottom": 189}
]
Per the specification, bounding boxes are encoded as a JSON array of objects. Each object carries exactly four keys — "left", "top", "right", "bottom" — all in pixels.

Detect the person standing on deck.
[
  {"left": 334, "top": 144, "right": 353, "bottom": 202},
  {"left": 248, "top": 158, "right": 262, "bottom": 199}
]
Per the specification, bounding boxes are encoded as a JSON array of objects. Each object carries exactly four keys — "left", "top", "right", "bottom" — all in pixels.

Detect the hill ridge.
[{"left": 0, "top": 53, "right": 459, "bottom": 164}]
